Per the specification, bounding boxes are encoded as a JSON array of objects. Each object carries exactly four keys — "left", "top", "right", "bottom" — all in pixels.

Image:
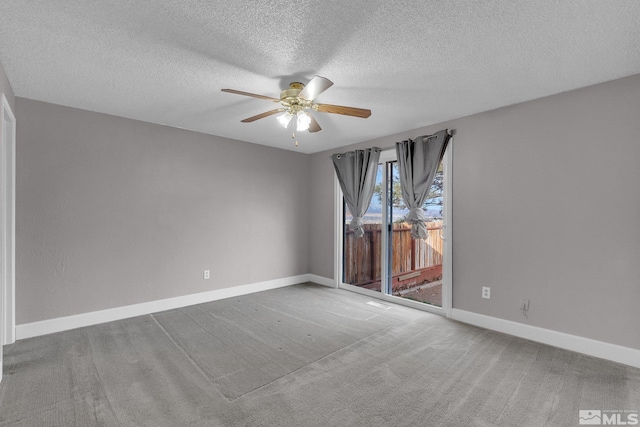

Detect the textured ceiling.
[{"left": 1, "top": 1, "right": 639, "bottom": 154}]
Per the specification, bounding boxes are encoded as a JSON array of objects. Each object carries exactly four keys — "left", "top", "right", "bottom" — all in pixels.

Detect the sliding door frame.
[{"left": 334, "top": 142, "right": 453, "bottom": 317}]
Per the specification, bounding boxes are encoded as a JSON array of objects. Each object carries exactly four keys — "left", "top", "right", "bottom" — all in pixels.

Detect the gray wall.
[
  {"left": 11, "top": 65, "right": 640, "bottom": 350},
  {"left": 0, "top": 59, "right": 14, "bottom": 111},
  {"left": 16, "top": 99, "right": 310, "bottom": 324},
  {"left": 310, "top": 74, "right": 640, "bottom": 350}
]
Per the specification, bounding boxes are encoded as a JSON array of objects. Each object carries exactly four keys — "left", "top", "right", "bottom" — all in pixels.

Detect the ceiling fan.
[{"left": 221, "top": 76, "right": 371, "bottom": 135}]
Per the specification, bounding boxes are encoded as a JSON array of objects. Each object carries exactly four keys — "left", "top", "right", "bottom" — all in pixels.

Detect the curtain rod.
[
  {"left": 379, "top": 132, "right": 440, "bottom": 151},
  {"left": 331, "top": 130, "right": 452, "bottom": 156}
]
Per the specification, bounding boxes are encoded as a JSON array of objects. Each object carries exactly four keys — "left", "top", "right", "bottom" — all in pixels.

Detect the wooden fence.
[{"left": 344, "top": 221, "right": 443, "bottom": 286}]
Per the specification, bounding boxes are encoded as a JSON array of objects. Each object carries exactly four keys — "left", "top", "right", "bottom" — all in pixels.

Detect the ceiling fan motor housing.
[{"left": 280, "top": 82, "right": 312, "bottom": 113}]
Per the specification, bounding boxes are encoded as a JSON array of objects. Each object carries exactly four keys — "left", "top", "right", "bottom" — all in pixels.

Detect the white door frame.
[
  {"left": 441, "top": 140, "right": 453, "bottom": 317},
  {"left": 333, "top": 142, "right": 453, "bottom": 317},
  {"left": 1, "top": 93, "right": 16, "bottom": 351}
]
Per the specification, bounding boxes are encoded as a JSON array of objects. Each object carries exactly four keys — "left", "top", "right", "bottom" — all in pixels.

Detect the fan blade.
[
  {"left": 241, "top": 108, "right": 285, "bottom": 123},
  {"left": 298, "top": 76, "right": 333, "bottom": 101},
  {"left": 315, "top": 103, "right": 371, "bottom": 118},
  {"left": 307, "top": 113, "right": 321, "bottom": 133},
  {"left": 221, "top": 88, "right": 280, "bottom": 102}
]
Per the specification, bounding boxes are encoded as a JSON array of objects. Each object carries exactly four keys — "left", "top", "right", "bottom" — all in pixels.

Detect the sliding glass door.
[
  {"left": 340, "top": 148, "right": 450, "bottom": 313},
  {"left": 388, "top": 159, "right": 444, "bottom": 307},
  {"left": 342, "top": 163, "right": 383, "bottom": 293}
]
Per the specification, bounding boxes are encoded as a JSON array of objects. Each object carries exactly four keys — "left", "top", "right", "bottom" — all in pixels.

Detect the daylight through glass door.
[
  {"left": 342, "top": 164, "right": 383, "bottom": 292},
  {"left": 388, "top": 160, "right": 444, "bottom": 307},
  {"left": 343, "top": 156, "right": 445, "bottom": 308}
]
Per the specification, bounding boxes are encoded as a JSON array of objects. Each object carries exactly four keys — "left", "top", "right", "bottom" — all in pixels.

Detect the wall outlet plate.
[
  {"left": 203, "top": 270, "right": 210, "bottom": 280},
  {"left": 482, "top": 286, "right": 491, "bottom": 299}
]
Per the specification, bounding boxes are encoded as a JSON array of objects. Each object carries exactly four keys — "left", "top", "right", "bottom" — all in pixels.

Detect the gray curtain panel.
[
  {"left": 396, "top": 129, "right": 451, "bottom": 239},
  {"left": 332, "top": 148, "right": 381, "bottom": 238}
]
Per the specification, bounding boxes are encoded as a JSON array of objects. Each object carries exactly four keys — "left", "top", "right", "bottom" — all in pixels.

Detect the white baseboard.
[
  {"left": 307, "top": 274, "right": 336, "bottom": 288},
  {"left": 451, "top": 309, "right": 640, "bottom": 369},
  {"left": 16, "top": 274, "right": 311, "bottom": 340}
]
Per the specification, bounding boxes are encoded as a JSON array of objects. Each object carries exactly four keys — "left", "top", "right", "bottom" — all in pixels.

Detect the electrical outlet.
[
  {"left": 203, "top": 270, "right": 210, "bottom": 280},
  {"left": 482, "top": 286, "right": 491, "bottom": 299}
]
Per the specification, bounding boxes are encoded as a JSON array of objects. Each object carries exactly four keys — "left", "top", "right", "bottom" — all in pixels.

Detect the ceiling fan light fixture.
[
  {"left": 296, "top": 112, "right": 311, "bottom": 132},
  {"left": 222, "top": 75, "right": 372, "bottom": 139},
  {"left": 276, "top": 112, "right": 292, "bottom": 128}
]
